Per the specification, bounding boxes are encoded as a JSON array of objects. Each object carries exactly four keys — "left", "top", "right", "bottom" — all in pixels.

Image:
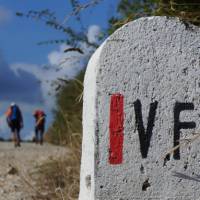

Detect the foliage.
[
  {"left": 45, "top": 70, "right": 84, "bottom": 145},
  {"left": 41, "top": 70, "right": 84, "bottom": 199},
  {"left": 108, "top": 0, "right": 159, "bottom": 34},
  {"left": 157, "top": 0, "right": 200, "bottom": 26},
  {"left": 109, "top": 0, "right": 200, "bottom": 34},
  {"left": 16, "top": 1, "right": 101, "bottom": 48},
  {"left": 16, "top": 10, "right": 97, "bottom": 48},
  {"left": 32, "top": 146, "right": 81, "bottom": 200}
]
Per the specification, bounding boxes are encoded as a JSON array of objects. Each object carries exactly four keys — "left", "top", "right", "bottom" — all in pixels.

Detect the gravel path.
[{"left": 0, "top": 142, "right": 68, "bottom": 200}]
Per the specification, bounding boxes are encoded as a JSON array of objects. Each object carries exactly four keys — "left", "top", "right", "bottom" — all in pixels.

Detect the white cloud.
[
  {"left": 87, "top": 25, "right": 101, "bottom": 43},
  {"left": 47, "top": 44, "right": 85, "bottom": 73},
  {"left": 8, "top": 25, "right": 102, "bottom": 110},
  {"left": 0, "top": 6, "right": 12, "bottom": 25},
  {"left": 11, "top": 45, "right": 86, "bottom": 108},
  {"left": 0, "top": 52, "right": 42, "bottom": 104},
  {"left": 11, "top": 26, "right": 99, "bottom": 108}
]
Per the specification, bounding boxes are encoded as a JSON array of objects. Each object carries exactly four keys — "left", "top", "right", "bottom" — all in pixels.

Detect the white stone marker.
[{"left": 79, "top": 17, "right": 200, "bottom": 200}]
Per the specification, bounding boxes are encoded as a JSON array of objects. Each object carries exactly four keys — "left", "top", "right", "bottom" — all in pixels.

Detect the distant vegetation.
[
  {"left": 46, "top": 70, "right": 84, "bottom": 146},
  {"left": 109, "top": 0, "right": 200, "bottom": 34},
  {"left": 38, "top": 70, "right": 84, "bottom": 199}
]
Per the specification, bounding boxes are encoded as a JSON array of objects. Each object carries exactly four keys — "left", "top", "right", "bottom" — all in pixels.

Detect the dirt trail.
[{"left": 0, "top": 142, "right": 68, "bottom": 200}]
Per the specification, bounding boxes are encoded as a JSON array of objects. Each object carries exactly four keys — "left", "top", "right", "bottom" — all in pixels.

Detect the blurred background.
[{"left": 0, "top": 0, "right": 118, "bottom": 140}]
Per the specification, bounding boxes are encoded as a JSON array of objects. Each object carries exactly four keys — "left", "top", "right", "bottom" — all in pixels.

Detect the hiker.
[
  {"left": 5, "top": 102, "right": 23, "bottom": 147},
  {"left": 33, "top": 109, "right": 46, "bottom": 145}
]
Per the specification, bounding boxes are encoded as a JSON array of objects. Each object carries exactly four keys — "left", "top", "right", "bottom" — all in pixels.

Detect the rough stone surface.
[{"left": 79, "top": 17, "right": 200, "bottom": 200}]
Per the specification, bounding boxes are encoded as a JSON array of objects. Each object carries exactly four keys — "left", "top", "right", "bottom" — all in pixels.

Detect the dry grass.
[
  {"left": 30, "top": 134, "right": 81, "bottom": 200},
  {"left": 162, "top": 132, "right": 200, "bottom": 159}
]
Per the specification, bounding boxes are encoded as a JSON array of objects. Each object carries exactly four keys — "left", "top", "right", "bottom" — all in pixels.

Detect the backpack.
[
  {"left": 34, "top": 110, "right": 46, "bottom": 126},
  {"left": 10, "top": 105, "right": 20, "bottom": 121}
]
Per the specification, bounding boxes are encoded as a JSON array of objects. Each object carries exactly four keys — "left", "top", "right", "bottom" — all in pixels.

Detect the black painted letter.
[
  {"left": 134, "top": 99, "right": 158, "bottom": 158},
  {"left": 174, "top": 102, "right": 196, "bottom": 160}
]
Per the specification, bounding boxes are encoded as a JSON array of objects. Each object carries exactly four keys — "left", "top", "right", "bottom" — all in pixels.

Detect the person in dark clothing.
[
  {"left": 33, "top": 109, "right": 46, "bottom": 145},
  {"left": 6, "top": 102, "right": 23, "bottom": 147}
]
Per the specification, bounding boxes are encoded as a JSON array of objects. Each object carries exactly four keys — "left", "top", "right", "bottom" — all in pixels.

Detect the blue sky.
[{"left": 0, "top": 0, "right": 119, "bottom": 139}]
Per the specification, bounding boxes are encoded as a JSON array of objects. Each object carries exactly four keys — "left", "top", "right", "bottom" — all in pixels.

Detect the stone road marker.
[{"left": 79, "top": 17, "right": 200, "bottom": 200}]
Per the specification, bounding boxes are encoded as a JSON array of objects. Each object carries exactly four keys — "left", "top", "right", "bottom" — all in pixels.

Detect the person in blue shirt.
[{"left": 5, "top": 102, "right": 23, "bottom": 147}]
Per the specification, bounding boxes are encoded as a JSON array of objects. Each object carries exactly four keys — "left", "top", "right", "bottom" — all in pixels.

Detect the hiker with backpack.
[
  {"left": 5, "top": 102, "right": 23, "bottom": 147},
  {"left": 33, "top": 109, "right": 46, "bottom": 145}
]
